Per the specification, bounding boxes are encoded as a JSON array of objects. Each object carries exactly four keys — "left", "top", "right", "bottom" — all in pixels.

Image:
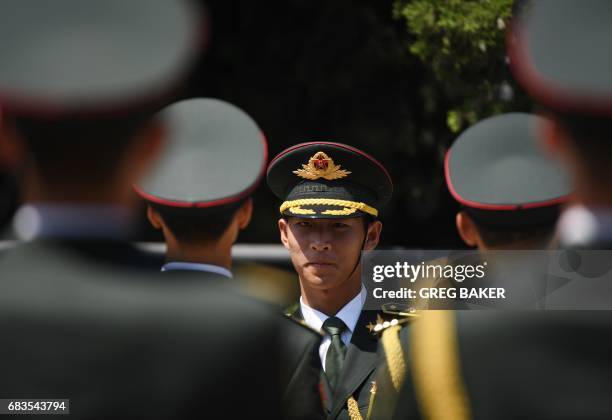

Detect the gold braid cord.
[
  {"left": 287, "top": 206, "right": 315, "bottom": 215},
  {"left": 280, "top": 199, "right": 378, "bottom": 217},
  {"left": 322, "top": 207, "right": 357, "bottom": 216},
  {"left": 381, "top": 325, "right": 406, "bottom": 392},
  {"left": 347, "top": 396, "right": 363, "bottom": 420},
  {"left": 409, "top": 311, "right": 472, "bottom": 420}
]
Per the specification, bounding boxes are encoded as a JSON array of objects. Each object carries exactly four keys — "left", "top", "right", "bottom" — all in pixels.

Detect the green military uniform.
[
  {"left": 268, "top": 141, "right": 397, "bottom": 419},
  {"left": 364, "top": 304, "right": 417, "bottom": 420},
  {"left": 285, "top": 301, "right": 416, "bottom": 420}
]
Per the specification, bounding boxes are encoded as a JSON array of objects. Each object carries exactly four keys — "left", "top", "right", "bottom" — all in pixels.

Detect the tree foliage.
[{"left": 394, "top": 0, "right": 529, "bottom": 132}]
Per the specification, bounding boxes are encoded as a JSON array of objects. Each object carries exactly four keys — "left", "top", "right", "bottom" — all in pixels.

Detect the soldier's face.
[{"left": 278, "top": 216, "right": 381, "bottom": 291}]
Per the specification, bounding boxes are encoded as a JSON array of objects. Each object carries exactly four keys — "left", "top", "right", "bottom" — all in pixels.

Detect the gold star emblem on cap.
[{"left": 293, "top": 151, "right": 351, "bottom": 180}]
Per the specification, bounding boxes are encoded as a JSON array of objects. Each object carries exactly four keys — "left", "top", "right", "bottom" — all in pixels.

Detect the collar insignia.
[{"left": 293, "top": 151, "right": 351, "bottom": 180}]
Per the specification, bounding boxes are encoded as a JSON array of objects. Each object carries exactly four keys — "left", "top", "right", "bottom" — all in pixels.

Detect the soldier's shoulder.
[
  {"left": 367, "top": 303, "right": 420, "bottom": 337},
  {"left": 283, "top": 301, "right": 301, "bottom": 318},
  {"left": 283, "top": 302, "right": 323, "bottom": 338}
]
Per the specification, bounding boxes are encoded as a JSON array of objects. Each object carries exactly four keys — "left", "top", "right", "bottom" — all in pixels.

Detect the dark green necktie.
[{"left": 323, "top": 316, "right": 348, "bottom": 390}]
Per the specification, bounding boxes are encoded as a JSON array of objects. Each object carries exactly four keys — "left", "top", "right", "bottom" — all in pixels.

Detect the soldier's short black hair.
[
  {"left": 8, "top": 112, "right": 155, "bottom": 186},
  {"left": 471, "top": 217, "right": 557, "bottom": 249},
  {"left": 150, "top": 199, "right": 248, "bottom": 245}
]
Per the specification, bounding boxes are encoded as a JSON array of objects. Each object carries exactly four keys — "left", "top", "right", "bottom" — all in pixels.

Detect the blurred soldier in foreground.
[
  {"left": 446, "top": 113, "right": 570, "bottom": 251},
  {"left": 371, "top": 112, "right": 571, "bottom": 419},
  {"left": 0, "top": 1, "right": 282, "bottom": 418},
  {"left": 135, "top": 97, "right": 323, "bottom": 420},
  {"left": 268, "top": 141, "right": 404, "bottom": 419},
  {"left": 136, "top": 98, "right": 263, "bottom": 277},
  {"left": 392, "top": 2, "right": 612, "bottom": 419}
]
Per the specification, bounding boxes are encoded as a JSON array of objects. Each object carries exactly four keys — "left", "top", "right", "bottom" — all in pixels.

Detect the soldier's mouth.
[{"left": 306, "top": 261, "right": 336, "bottom": 267}]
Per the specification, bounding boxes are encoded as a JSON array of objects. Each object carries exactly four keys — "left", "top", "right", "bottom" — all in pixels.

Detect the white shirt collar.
[
  {"left": 161, "top": 261, "right": 233, "bottom": 278},
  {"left": 300, "top": 284, "right": 367, "bottom": 334},
  {"left": 558, "top": 205, "right": 612, "bottom": 247},
  {"left": 13, "top": 203, "right": 133, "bottom": 241}
]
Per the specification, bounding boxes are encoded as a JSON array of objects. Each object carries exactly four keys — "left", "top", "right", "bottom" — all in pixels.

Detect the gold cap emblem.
[{"left": 293, "top": 151, "right": 351, "bottom": 180}]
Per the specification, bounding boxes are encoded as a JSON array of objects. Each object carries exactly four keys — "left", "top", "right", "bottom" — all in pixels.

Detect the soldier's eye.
[
  {"left": 296, "top": 221, "right": 312, "bottom": 227},
  {"left": 333, "top": 223, "right": 349, "bottom": 228}
]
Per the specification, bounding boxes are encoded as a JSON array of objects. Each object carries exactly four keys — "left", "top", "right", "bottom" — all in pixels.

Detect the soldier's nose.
[{"left": 311, "top": 241, "right": 331, "bottom": 251}]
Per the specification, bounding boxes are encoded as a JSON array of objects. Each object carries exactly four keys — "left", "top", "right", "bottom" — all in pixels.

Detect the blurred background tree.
[{"left": 394, "top": 0, "right": 530, "bottom": 133}]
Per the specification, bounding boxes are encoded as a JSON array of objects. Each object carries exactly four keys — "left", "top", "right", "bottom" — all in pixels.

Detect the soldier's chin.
[{"left": 302, "top": 270, "right": 340, "bottom": 289}]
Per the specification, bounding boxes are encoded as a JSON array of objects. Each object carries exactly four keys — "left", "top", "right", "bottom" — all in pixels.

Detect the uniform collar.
[
  {"left": 558, "top": 204, "right": 612, "bottom": 247},
  {"left": 12, "top": 203, "right": 133, "bottom": 241},
  {"left": 161, "top": 261, "right": 233, "bottom": 278},
  {"left": 299, "top": 284, "right": 366, "bottom": 334}
]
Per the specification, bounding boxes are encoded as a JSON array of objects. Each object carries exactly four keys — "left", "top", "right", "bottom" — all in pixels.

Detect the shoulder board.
[
  {"left": 284, "top": 313, "right": 324, "bottom": 337},
  {"left": 283, "top": 301, "right": 300, "bottom": 317},
  {"left": 382, "top": 302, "right": 420, "bottom": 317},
  {"left": 366, "top": 304, "right": 420, "bottom": 336}
]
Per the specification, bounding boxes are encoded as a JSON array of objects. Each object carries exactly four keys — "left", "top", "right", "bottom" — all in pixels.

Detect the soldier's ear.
[
  {"left": 456, "top": 211, "right": 479, "bottom": 248},
  {"left": 278, "top": 218, "right": 290, "bottom": 249},
  {"left": 236, "top": 198, "right": 253, "bottom": 230},
  {"left": 147, "top": 205, "right": 164, "bottom": 230},
  {"left": 363, "top": 220, "right": 382, "bottom": 251}
]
